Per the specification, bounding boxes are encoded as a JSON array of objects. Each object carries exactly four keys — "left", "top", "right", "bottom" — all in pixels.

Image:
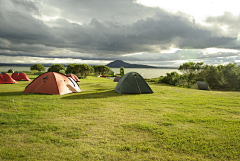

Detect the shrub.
[
  {"left": 30, "top": 64, "right": 45, "bottom": 71},
  {"left": 59, "top": 70, "right": 66, "bottom": 74},
  {"left": 145, "top": 78, "right": 159, "bottom": 82},
  {"left": 48, "top": 64, "right": 65, "bottom": 72},
  {"left": 33, "top": 71, "right": 45, "bottom": 75},
  {"left": 66, "top": 64, "right": 92, "bottom": 77},
  {"left": 31, "top": 70, "right": 38, "bottom": 74},
  {"left": 161, "top": 72, "right": 181, "bottom": 85},
  {"left": 120, "top": 66, "right": 124, "bottom": 77},
  {"left": 108, "top": 71, "right": 115, "bottom": 76}
]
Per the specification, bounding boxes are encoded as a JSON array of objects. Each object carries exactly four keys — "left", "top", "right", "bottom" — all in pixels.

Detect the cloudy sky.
[{"left": 0, "top": 0, "right": 240, "bottom": 67}]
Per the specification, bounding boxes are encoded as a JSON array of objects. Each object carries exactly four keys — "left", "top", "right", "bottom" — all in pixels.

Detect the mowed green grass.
[{"left": 0, "top": 74, "right": 240, "bottom": 160}]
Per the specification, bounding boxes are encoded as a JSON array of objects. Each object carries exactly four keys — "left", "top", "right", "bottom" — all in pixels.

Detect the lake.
[
  {"left": 110, "top": 68, "right": 180, "bottom": 78},
  {"left": 0, "top": 66, "right": 180, "bottom": 78}
]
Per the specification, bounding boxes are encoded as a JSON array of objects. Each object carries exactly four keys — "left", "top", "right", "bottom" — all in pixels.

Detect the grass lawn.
[{"left": 0, "top": 74, "right": 240, "bottom": 160}]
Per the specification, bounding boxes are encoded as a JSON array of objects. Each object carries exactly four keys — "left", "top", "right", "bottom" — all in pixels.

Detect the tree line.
[
  {"left": 160, "top": 62, "right": 240, "bottom": 90},
  {"left": 31, "top": 62, "right": 240, "bottom": 90},
  {"left": 30, "top": 63, "right": 111, "bottom": 78}
]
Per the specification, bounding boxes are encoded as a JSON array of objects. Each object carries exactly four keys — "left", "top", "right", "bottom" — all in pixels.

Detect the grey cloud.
[
  {"left": 205, "top": 12, "right": 240, "bottom": 38},
  {"left": 206, "top": 12, "right": 240, "bottom": 27},
  {"left": 200, "top": 56, "right": 240, "bottom": 66},
  {"left": 0, "top": 0, "right": 240, "bottom": 64},
  {"left": 12, "top": 0, "right": 40, "bottom": 15},
  {"left": 122, "top": 52, "right": 179, "bottom": 61},
  {"left": 0, "top": 1, "right": 53, "bottom": 44},
  {"left": 45, "top": 0, "right": 156, "bottom": 25},
  {"left": 198, "top": 52, "right": 240, "bottom": 59}
]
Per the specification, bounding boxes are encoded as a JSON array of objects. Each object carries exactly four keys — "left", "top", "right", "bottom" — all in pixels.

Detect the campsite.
[{"left": 0, "top": 72, "right": 239, "bottom": 160}]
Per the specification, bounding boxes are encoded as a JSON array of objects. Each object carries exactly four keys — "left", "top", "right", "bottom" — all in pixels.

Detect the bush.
[
  {"left": 120, "top": 66, "right": 124, "bottom": 77},
  {"left": 23, "top": 71, "right": 31, "bottom": 75},
  {"left": 108, "top": 71, "right": 115, "bottom": 76},
  {"left": 145, "top": 78, "right": 159, "bottom": 82},
  {"left": 161, "top": 72, "right": 181, "bottom": 85},
  {"left": 66, "top": 64, "right": 92, "bottom": 77},
  {"left": 30, "top": 64, "right": 45, "bottom": 71},
  {"left": 31, "top": 70, "right": 38, "bottom": 74},
  {"left": 48, "top": 64, "right": 65, "bottom": 72},
  {"left": 33, "top": 71, "right": 45, "bottom": 75},
  {"left": 59, "top": 70, "right": 66, "bottom": 74}
]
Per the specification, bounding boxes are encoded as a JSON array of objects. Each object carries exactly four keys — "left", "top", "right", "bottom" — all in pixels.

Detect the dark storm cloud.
[
  {"left": 47, "top": 14, "right": 238, "bottom": 55},
  {"left": 45, "top": 0, "right": 156, "bottom": 25},
  {"left": 0, "top": 0, "right": 53, "bottom": 45},
  {"left": 0, "top": 0, "right": 240, "bottom": 64},
  {"left": 12, "top": 0, "right": 39, "bottom": 14}
]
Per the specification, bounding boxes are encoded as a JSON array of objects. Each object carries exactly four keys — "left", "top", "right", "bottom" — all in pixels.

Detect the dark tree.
[
  {"left": 66, "top": 64, "right": 93, "bottom": 77},
  {"left": 93, "top": 65, "right": 100, "bottom": 75},
  {"left": 78, "top": 64, "right": 91, "bottom": 77},
  {"left": 221, "top": 63, "right": 240, "bottom": 89},
  {"left": 98, "top": 65, "right": 110, "bottom": 75},
  {"left": 120, "top": 66, "right": 124, "bottom": 77},
  {"left": 30, "top": 64, "right": 45, "bottom": 71},
  {"left": 47, "top": 64, "right": 65, "bottom": 72},
  {"left": 178, "top": 62, "right": 204, "bottom": 87},
  {"left": 93, "top": 65, "right": 110, "bottom": 75},
  {"left": 66, "top": 64, "right": 79, "bottom": 74}
]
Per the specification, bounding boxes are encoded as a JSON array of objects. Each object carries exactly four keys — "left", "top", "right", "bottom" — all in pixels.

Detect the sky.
[{"left": 0, "top": 0, "right": 240, "bottom": 67}]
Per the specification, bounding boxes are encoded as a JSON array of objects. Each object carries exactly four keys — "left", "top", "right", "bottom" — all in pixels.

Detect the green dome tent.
[
  {"left": 115, "top": 72, "right": 153, "bottom": 94},
  {"left": 191, "top": 81, "right": 211, "bottom": 90},
  {"left": 113, "top": 76, "right": 121, "bottom": 82}
]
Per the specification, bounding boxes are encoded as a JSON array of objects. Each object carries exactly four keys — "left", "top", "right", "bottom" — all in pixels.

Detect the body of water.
[
  {"left": 0, "top": 66, "right": 180, "bottom": 78},
  {"left": 111, "top": 68, "right": 180, "bottom": 78},
  {"left": 0, "top": 66, "right": 49, "bottom": 73}
]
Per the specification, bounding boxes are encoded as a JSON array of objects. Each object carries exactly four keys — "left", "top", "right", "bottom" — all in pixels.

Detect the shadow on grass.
[
  {"left": 0, "top": 92, "right": 26, "bottom": 96},
  {"left": 0, "top": 89, "right": 124, "bottom": 98},
  {"left": 61, "top": 89, "right": 122, "bottom": 99},
  {"left": 0, "top": 91, "right": 58, "bottom": 96}
]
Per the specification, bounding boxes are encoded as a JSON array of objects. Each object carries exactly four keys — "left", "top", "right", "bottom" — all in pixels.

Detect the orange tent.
[
  {"left": 66, "top": 74, "right": 80, "bottom": 82},
  {"left": 12, "top": 72, "right": 31, "bottom": 81},
  {"left": 0, "top": 72, "right": 18, "bottom": 84},
  {"left": 23, "top": 72, "right": 81, "bottom": 95}
]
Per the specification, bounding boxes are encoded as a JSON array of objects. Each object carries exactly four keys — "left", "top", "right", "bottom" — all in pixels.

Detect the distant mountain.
[{"left": 106, "top": 60, "right": 164, "bottom": 68}]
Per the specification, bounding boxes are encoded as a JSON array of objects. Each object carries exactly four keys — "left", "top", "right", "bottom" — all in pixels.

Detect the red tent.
[
  {"left": 11, "top": 72, "right": 31, "bottom": 81},
  {"left": 11, "top": 73, "right": 18, "bottom": 80},
  {"left": 100, "top": 75, "right": 106, "bottom": 78},
  {"left": 0, "top": 72, "right": 18, "bottom": 84},
  {"left": 66, "top": 74, "right": 80, "bottom": 82}
]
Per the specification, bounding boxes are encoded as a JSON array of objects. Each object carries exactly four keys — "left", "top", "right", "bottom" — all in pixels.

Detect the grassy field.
[{"left": 0, "top": 74, "right": 240, "bottom": 160}]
